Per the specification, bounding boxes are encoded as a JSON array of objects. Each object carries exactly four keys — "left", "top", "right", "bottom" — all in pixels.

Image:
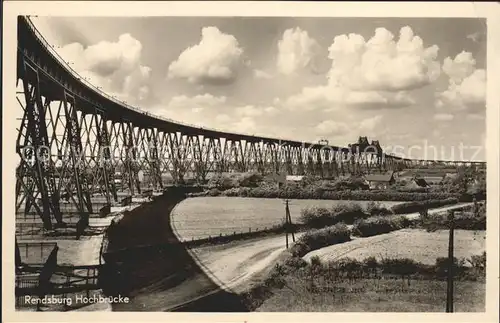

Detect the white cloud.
[
  {"left": 283, "top": 85, "right": 415, "bottom": 111},
  {"left": 327, "top": 26, "right": 441, "bottom": 92},
  {"left": 314, "top": 116, "right": 383, "bottom": 141},
  {"left": 359, "top": 115, "right": 383, "bottom": 131},
  {"left": 168, "top": 26, "right": 244, "bottom": 84},
  {"left": 437, "top": 51, "right": 486, "bottom": 112},
  {"left": 254, "top": 69, "right": 273, "bottom": 79},
  {"left": 315, "top": 120, "right": 350, "bottom": 136},
  {"left": 58, "top": 34, "right": 152, "bottom": 105},
  {"left": 279, "top": 26, "right": 437, "bottom": 112},
  {"left": 153, "top": 93, "right": 227, "bottom": 125},
  {"left": 215, "top": 114, "right": 231, "bottom": 123},
  {"left": 434, "top": 113, "right": 455, "bottom": 121},
  {"left": 235, "top": 105, "right": 278, "bottom": 117},
  {"left": 233, "top": 117, "right": 257, "bottom": 134},
  {"left": 277, "top": 27, "right": 320, "bottom": 75}
]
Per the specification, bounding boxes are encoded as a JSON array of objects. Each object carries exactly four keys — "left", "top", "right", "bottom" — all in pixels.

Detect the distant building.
[
  {"left": 363, "top": 171, "right": 395, "bottom": 189},
  {"left": 286, "top": 175, "right": 304, "bottom": 182}
]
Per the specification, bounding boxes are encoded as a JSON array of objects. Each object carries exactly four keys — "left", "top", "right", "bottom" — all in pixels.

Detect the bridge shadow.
[{"left": 100, "top": 187, "right": 249, "bottom": 312}]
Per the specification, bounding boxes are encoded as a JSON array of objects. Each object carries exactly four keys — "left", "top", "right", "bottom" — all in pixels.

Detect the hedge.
[
  {"left": 218, "top": 186, "right": 460, "bottom": 201},
  {"left": 299, "top": 201, "right": 392, "bottom": 229},
  {"left": 390, "top": 197, "right": 459, "bottom": 214},
  {"left": 289, "top": 223, "right": 351, "bottom": 258},
  {"left": 352, "top": 215, "right": 418, "bottom": 237}
]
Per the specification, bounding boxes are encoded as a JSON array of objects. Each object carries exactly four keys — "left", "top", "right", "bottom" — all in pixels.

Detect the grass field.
[
  {"left": 171, "top": 197, "right": 403, "bottom": 240},
  {"left": 256, "top": 276, "right": 485, "bottom": 312},
  {"left": 303, "top": 229, "right": 486, "bottom": 265}
]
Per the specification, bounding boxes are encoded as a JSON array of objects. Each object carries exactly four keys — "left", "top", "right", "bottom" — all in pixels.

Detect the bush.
[
  {"left": 365, "top": 201, "right": 393, "bottom": 216},
  {"left": 208, "top": 174, "right": 237, "bottom": 190},
  {"left": 421, "top": 208, "right": 486, "bottom": 231},
  {"left": 390, "top": 197, "right": 458, "bottom": 214},
  {"left": 238, "top": 172, "right": 264, "bottom": 188},
  {"left": 208, "top": 188, "right": 221, "bottom": 196},
  {"left": 435, "top": 257, "right": 467, "bottom": 278},
  {"left": 300, "top": 202, "right": 368, "bottom": 228},
  {"left": 290, "top": 223, "right": 351, "bottom": 257},
  {"left": 315, "top": 254, "right": 484, "bottom": 281},
  {"left": 380, "top": 257, "right": 420, "bottom": 276},
  {"left": 352, "top": 215, "right": 416, "bottom": 237}
]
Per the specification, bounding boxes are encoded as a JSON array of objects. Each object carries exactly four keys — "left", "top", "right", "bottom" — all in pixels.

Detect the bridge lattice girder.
[{"left": 15, "top": 16, "right": 485, "bottom": 230}]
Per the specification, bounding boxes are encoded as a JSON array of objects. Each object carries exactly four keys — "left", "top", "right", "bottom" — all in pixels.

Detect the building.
[{"left": 364, "top": 171, "right": 395, "bottom": 189}]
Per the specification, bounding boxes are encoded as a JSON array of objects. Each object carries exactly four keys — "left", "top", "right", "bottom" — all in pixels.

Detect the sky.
[{"left": 30, "top": 16, "right": 487, "bottom": 161}]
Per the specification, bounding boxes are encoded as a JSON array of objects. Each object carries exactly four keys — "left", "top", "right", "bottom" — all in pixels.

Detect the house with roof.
[{"left": 363, "top": 171, "right": 395, "bottom": 190}]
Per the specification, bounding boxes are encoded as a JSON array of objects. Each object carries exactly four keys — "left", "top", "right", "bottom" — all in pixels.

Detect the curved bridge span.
[{"left": 15, "top": 16, "right": 485, "bottom": 229}]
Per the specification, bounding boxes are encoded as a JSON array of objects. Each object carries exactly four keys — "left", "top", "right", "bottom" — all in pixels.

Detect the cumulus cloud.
[
  {"left": 277, "top": 27, "right": 321, "bottom": 75},
  {"left": 283, "top": 85, "right": 415, "bottom": 111},
  {"left": 327, "top": 26, "right": 441, "bottom": 92},
  {"left": 314, "top": 115, "right": 384, "bottom": 143},
  {"left": 235, "top": 105, "right": 278, "bottom": 117},
  {"left": 279, "top": 26, "right": 437, "bottom": 111},
  {"left": 315, "top": 120, "right": 350, "bottom": 136},
  {"left": 156, "top": 93, "right": 227, "bottom": 122},
  {"left": 253, "top": 69, "right": 273, "bottom": 79},
  {"left": 168, "top": 27, "right": 244, "bottom": 84},
  {"left": 58, "top": 34, "right": 152, "bottom": 105},
  {"left": 434, "top": 113, "right": 454, "bottom": 121},
  {"left": 437, "top": 51, "right": 486, "bottom": 113}
]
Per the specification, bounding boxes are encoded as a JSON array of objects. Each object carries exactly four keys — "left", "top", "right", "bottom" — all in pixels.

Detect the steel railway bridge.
[{"left": 15, "top": 16, "right": 485, "bottom": 231}]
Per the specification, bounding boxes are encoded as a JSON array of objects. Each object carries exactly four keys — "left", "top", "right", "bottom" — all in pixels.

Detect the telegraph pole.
[
  {"left": 284, "top": 199, "right": 295, "bottom": 248},
  {"left": 446, "top": 210, "right": 455, "bottom": 313}
]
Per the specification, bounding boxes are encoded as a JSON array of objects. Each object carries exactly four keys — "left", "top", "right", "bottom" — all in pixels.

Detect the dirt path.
[{"left": 189, "top": 233, "right": 304, "bottom": 293}]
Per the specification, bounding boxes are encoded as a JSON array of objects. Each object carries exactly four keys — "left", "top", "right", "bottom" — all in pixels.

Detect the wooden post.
[
  {"left": 284, "top": 199, "right": 296, "bottom": 248},
  {"left": 286, "top": 199, "right": 295, "bottom": 243},
  {"left": 446, "top": 210, "right": 455, "bottom": 313}
]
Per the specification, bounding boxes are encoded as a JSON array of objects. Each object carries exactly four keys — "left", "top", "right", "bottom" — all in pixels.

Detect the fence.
[
  {"left": 15, "top": 265, "right": 102, "bottom": 309},
  {"left": 181, "top": 224, "right": 287, "bottom": 248},
  {"left": 16, "top": 201, "right": 111, "bottom": 218},
  {"left": 18, "top": 242, "right": 57, "bottom": 265},
  {"left": 16, "top": 223, "right": 109, "bottom": 240}
]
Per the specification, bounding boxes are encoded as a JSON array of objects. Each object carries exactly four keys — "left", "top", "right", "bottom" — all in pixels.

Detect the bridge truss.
[{"left": 14, "top": 16, "right": 485, "bottom": 230}]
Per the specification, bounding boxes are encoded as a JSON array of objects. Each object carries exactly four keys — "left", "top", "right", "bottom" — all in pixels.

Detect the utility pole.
[
  {"left": 446, "top": 210, "right": 455, "bottom": 313},
  {"left": 284, "top": 199, "right": 295, "bottom": 248}
]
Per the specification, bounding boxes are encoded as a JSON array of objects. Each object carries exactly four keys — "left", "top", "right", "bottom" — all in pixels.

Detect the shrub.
[
  {"left": 380, "top": 257, "right": 420, "bottom": 276},
  {"left": 300, "top": 202, "right": 368, "bottom": 228},
  {"left": 421, "top": 209, "right": 486, "bottom": 231},
  {"left": 467, "top": 252, "right": 486, "bottom": 270},
  {"left": 352, "top": 215, "right": 416, "bottom": 237},
  {"left": 365, "top": 201, "right": 393, "bottom": 216},
  {"left": 208, "top": 188, "right": 221, "bottom": 196},
  {"left": 238, "top": 172, "right": 264, "bottom": 188},
  {"left": 435, "top": 257, "right": 467, "bottom": 278},
  {"left": 290, "top": 223, "right": 351, "bottom": 257},
  {"left": 208, "top": 174, "right": 237, "bottom": 190},
  {"left": 390, "top": 197, "right": 458, "bottom": 214}
]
